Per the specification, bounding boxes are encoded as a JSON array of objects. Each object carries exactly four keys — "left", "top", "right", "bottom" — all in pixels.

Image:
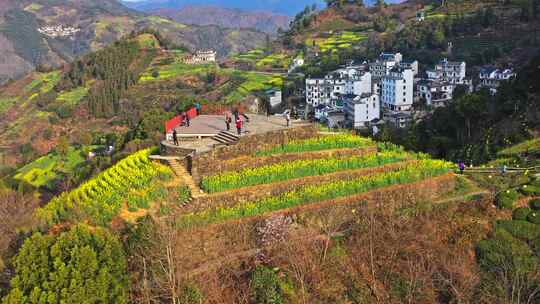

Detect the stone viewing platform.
[{"left": 161, "top": 114, "right": 311, "bottom": 155}]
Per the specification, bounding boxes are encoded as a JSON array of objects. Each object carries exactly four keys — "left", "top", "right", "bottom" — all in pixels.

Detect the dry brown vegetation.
[{"left": 124, "top": 169, "right": 499, "bottom": 303}]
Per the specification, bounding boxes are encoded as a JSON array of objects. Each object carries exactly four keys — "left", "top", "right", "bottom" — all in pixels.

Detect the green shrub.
[
  {"left": 1, "top": 225, "right": 128, "bottom": 303},
  {"left": 477, "top": 228, "right": 537, "bottom": 273},
  {"left": 495, "top": 189, "right": 519, "bottom": 209},
  {"left": 530, "top": 199, "right": 540, "bottom": 211},
  {"left": 251, "top": 266, "right": 283, "bottom": 304},
  {"left": 179, "top": 284, "right": 202, "bottom": 304},
  {"left": 495, "top": 220, "right": 540, "bottom": 241},
  {"left": 532, "top": 238, "right": 540, "bottom": 257},
  {"left": 528, "top": 211, "right": 540, "bottom": 225},
  {"left": 178, "top": 185, "right": 191, "bottom": 204},
  {"left": 513, "top": 208, "right": 533, "bottom": 221},
  {"left": 521, "top": 185, "right": 540, "bottom": 196}
]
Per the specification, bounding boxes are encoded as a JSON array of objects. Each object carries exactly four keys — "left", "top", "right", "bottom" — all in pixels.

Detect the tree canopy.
[{"left": 2, "top": 225, "right": 128, "bottom": 304}]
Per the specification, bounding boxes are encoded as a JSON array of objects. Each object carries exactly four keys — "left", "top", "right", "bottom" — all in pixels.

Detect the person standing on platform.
[
  {"left": 173, "top": 129, "right": 179, "bottom": 146},
  {"left": 184, "top": 112, "right": 190, "bottom": 127},
  {"left": 236, "top": 116, "right": 242, "bottom": 135},
  {"left": 225, "top": 113, "right": 232, "bottom": 131},
  {"left": 195, "top": 102, "right": 201, "bottom": 115}
]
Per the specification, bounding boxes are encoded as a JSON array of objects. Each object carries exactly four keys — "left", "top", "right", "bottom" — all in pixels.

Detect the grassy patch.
[
  {"left": 146, "top": 16, "right": 187, "bottom": 29},
  {"left": 256, "top": 53, "right": 292, "bottom": 69},
  {"left": 498, "top": 138, "right": 540, "bottom": 157},
  {"left": 23, "top": 71, "right": 61, "bottom": 94},
  {"left": 0, "top": 97, "right": 17, "bottom": 114},
  {"left": 224, "top": 72, "right": 282, "bottom": 103},
  {"left": 257, "top": 134, "right": 374, "bottom": 156},
  {"left": 139, "top": 62, "right": 215, "bottom": 82},
  {"left": 13, "top": 146, "right": 96, "bottom": 189},
  {"left": 56, "top": 86, "right": 89, "bottom": 106},
  {"left": 24, "top": 3, "right": 43, "bottom": 13},
  {"left": 135, "top": 33, "right": 160, "bottom": 49},
  {"left": 235, "top": 49, "right": 265, "bottom": 61},
  {"left": 306, "top": 31, "right": 367, "bottom": 53}
]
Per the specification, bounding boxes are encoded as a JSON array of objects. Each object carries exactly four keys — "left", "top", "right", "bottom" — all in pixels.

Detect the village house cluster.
[
  {"left": 38, "top": 25, "right": 80, "bottom": 38},
  {"left": 184, "top": 49, "right": 217, "bottom": 65},
  {"left": 305, "top": 52, "right": 516, "bottom": 130}
]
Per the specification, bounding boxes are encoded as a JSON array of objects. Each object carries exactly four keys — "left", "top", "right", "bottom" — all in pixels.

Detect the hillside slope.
[
  {"left": 0, "top": 31, "right": 284, "bottom": 170},
  {"left": 0, "top": 0, "right": 267, "bottom": 85},
  {"left": 151, "top": 5, "right": 291, "bottom": 33}
]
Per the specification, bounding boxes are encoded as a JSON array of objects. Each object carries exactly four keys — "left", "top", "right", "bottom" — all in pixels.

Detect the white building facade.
[
  {"left": 416, "top": 80, "right": 454, "bottom": 106},
  {"left": 427, "top": 58, "right": 467, "bottom": 85},
  {"left": 344, "top": 94, "right": 380, "bottom": 128},
  {"left": 184, "top": 50, "right": 217, "bottom": 64},
  {"left": 381, "top": 67, "right": 414, "bottom": 112},
  {"left": 369, "top": 52, "right": 403, "bottom": 78},
  {"left": 478, "top": 67, "right": 516, "bottom": 92},
  {"left": 305, "top": 66, "right": 371, "bottom": 107}
]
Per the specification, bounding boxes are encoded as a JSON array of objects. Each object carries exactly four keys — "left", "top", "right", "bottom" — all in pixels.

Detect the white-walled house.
[
  {"left": 266, "top": 90, "right": 282, "bottom": 108},
  {"left": 381, "top": 67, "right": 414, "bottom": 112},
  {"left": 184, "top": 50, "right": 217, "bottom": 64},
  {"left": 400, "top": 60, "right": 419, "bottom": 76},
  {"left": 305, "top": 66, "right": 371, "bottom": 107},
  {"left": 478, "top": 67, "right": 516, "bottom": 92},
  {"left": 344, "top": 93, "right": 380, "bottom": 128},
  {"left": 344, "top": 71, "right": 372, "bottom": 96},
  {"left": 416, "top": 80, "right": 453, "bottom": 106},
  {"left": 369, "top": 52, "right": 403, "bottom": 78},
  {"left": 427, "top": 58, "right": 467, "bottom": 85},
  {"left": 288, "top": 58, "right": 305, "bottom": 73}
]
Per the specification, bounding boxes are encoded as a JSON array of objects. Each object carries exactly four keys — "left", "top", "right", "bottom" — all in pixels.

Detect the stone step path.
[
  {"left": 167, "top": 159, "right": 206, "bottom": 200},
  {"left": 212, "top": 131, "right": 240, "bottom": 146}
]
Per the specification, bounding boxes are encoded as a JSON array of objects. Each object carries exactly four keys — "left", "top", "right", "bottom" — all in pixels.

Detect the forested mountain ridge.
[
  {"left": 0, "top": 0, "right": 267, "bottom": 85},
  {"left": 151, "top": 5, "right": 291, "bottom": 33}
]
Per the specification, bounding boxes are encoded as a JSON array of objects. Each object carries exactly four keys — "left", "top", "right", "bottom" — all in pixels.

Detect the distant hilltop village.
[
  {"left": 184, "top": 50, "right": 217, "bottom": 65},
  {"left": 38, "top": 25, "right": 81, "bottom": 38}
]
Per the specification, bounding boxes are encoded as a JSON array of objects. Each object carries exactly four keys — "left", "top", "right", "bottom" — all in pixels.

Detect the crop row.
[
  {"left": 255, "top": 133, "right": 374, "bottom": 156},
  {"left": 179, "top": 159, "right": 453, "bottom": 228},
  {"left": 201, "top": 150, "right": 416, "bottom": 193},
  {"left": 37, "top": 149, "right": 173, "bottom": 226}
]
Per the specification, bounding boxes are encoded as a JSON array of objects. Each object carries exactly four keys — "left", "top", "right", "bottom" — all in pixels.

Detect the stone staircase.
[
  {"left": 212, "top": 131, "right": 240, "bottom": 146},
  {"left": 167, "top": 159, "right": 206, "bottom": 201}
]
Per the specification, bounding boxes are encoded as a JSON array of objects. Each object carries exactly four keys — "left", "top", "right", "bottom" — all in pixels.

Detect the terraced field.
[
  {"left": 159, "top": 130, "right": 492, "bottom": 282},
  {"left": 306, "top": 31, "right": 367, "bottom": 53},
  {"left": 177, "top": 133, "right": 458, "bottom": 230},
  {"left": 13, "top": 145, "right": 98, "bottom": 189},
  {"left": 37, "top": 149, "right": 176, "bottom": 226}
]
